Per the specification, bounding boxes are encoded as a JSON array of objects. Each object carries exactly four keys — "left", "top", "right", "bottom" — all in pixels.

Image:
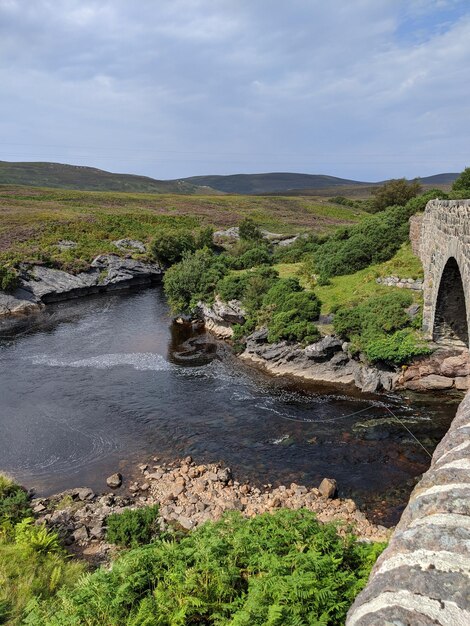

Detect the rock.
[
  {"left": 454, "top": 376, "right": 470, "bottom": 390},
  {"left": 440, "top": 353, "right": 470, "bottom": 377},
  {"left": 112, "top": 239, "right": 146, "bottom": 253},
  {"left": 106, "top": 473, "right": 122, "bottom": 489},
  {"left": 56, "top": 240, "right": 78, "bottom": 250},
  {"left": 89, "top": 525, "right": 105, "bottom": 539},
  {"left": 140, "top": 482, "right": 150, "bottom": 491},
  {"left": 73, "top": 526, "right": 89, "bottom": 542},
  {"left": 33, "top": 502, "right": 47, "bottom": 513},
  {"left": 76, "top": 487, "right": 95, "bottom": 501},
  {"left": 318, "top": 478, "right": 337, "bottom": 499},
  {"left": 407, "top": 374, "right": 454, "bottom": 390},
  {"left": 217, "top": 468, "right": 232, "bottom": 484},
  {"left": 304, "top": 336, "right": 343, "bottom": 360}
]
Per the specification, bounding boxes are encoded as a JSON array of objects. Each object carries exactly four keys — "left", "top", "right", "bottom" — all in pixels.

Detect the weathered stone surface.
[
  {"left": 0, "top": 255, "right": 163, "bottom": 318},
  {"left": 318, "top": 478, "right": 337, "bottom": 498},
  {"left": 346, "top": 391, "right": 470, "bottom": 626},
  {"left": 407, "top": 373, "right": 455, "bottom": 390},
  {"left": 198, "top": 297, "right": 245, "bottom": 338},
  {"left": 106, "top": 473, "right": 122, "bottom": 489},
  {"left": 112, "top": 239, "right": 146, "bottom": 253},
  {"left": 376, "top": 275, "right": 423, "bottom": 290}
]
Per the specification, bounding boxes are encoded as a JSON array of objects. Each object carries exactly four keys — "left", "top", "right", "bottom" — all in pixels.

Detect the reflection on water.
[{"left": 0, "top": 287, "right": 461, "bottom": 525}]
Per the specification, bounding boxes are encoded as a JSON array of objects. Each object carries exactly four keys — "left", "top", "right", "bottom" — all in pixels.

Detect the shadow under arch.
[{"left": 433, "top": 256, "right": 469, "bottom": 347}]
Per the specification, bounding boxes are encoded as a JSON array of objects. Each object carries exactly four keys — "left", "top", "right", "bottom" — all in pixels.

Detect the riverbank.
[
  {"left": 0, "top": 254, "right": 163, "bottom": 317},
  {"left": 29, "top": 456, "right": 391, "bottom": 565},
  {"left": 198, "top": 298, "right": 470, "bottom": 393}
]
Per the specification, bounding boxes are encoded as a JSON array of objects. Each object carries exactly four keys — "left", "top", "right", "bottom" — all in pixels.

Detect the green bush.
[
  {"left": 452, "top": 167, "right": 470, "bottom": 197},
  {"left": 106, "top": 505, "right": 160, "bottom": 548},
  {"left": 267, "top": 312, "right": 320, "bottom": 344},
  {"left": 310, "top": 201, "right": 423, "bottom": 280},
  {"left": 0, "top": 474, "right": 32, "bottom": 527},
  {"left": 231, "top": 245, "right": 272, "bottom": 269},
  {"left": 217, "top": 266, "right": 278, "bottom": 312},
  {"left": 25, "top": 509, "right": 386, "bottom": 626},
  {"left": 163, "top": 249, "right": 227, "bottom": 314},
  {"left": 333, "top": 292, "right": 428, "bottom": 364},
  {"left": 370, "top": 178, "right": 422, "bottom": 213},
  {"left": 217, "top": 273, "right": 250, "bottom": 302},
  {"left": 239, "top": 217, "right": 263, "bottom": 241},
  {"left": 194, "top": 226, "right": 214, "bottom": 250},
  {"left": 365, "top": 329, "right": 431, "bottom": 365},
  {"left": 150, "top": 227, "right": 196, "bottom": 266},
  {"left": 272, "top": 234, "right": 321, "bottom": 264},
  {"left": 0, "top": 266, "right": 19, "bottom": 292}
]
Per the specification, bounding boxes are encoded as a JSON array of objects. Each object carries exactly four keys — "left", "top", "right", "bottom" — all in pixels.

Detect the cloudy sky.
[{"left": 1, "top": 0, "right": 469, "bottom": 181}]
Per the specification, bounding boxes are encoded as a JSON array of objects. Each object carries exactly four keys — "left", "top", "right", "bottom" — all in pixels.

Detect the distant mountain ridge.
[
  {"left": 179, "top": 172, "right": 459, "bottom": 194},
  {"left": 0, "top": 161, "right": 205, "bottom": 194},
  {"left": 0, "top": 160, "right": 459, "bottom": 195}
]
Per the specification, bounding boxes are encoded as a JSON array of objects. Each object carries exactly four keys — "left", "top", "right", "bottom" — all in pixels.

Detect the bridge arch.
[
  {"left": 433, "top": 256, "right": 468, "bottom": 346},
  {"left": 415, "top": 200, "right": 470, "bottom": 347}
]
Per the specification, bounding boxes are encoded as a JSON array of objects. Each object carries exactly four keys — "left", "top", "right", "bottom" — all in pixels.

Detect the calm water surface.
[{"left": 0, "top": 287, "right": 461, "bottom": 525}]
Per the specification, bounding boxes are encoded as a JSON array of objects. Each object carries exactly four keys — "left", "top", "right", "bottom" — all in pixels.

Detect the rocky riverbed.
[{"left": 31, "top": 457, "right": 390, "bottom": 565}]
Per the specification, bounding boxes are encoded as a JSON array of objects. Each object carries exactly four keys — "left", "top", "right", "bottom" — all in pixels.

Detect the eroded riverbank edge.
[{"left": 28, "top": 456, "right": 391, "bottom": 566}]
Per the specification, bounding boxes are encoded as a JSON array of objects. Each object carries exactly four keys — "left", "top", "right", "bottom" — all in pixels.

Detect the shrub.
[
  {"left": 0, "top": 266, "right": 19, "bottom": 292},
  {"left": 25, "top": 509, "right": 386, "bottom": 626},
  {"left": 194, "top": 226, "right": 214, "bottom": 250},
  {"left": 231, "top": 245, "right": 272, "bottom": 269},
  {"left": 239, "top": 217, "right": 263, "bottom": 241},
  {"left": 267, "top": 312, "right": 320, "bottom": 344},
  {"left": 150, "top": 228, "right": 196, "bottom": 266},
  {"left": 0, "top": 474, "right": 32, "bottom": 527},
  {"left": 217, "top": 273, "right": 250, "bottom": 302},
  {"left": 452, "top": 167, "right": 470, "bottom": 197},
  {"left": 309, "top": 201, "right": 423, "bottom": 280},
  {"left": 106, "top": 505, "right": 160, "bottom": 548},
  {"left": 14, "top": 518, "right": 63, "bottom": 555},
  {"left": 370, "top": 178, "right": 422, "bottom": 213},
  {"left": 333, "top": 292, "right": 426, "bottom": 364},
  {"left": 272, "top": 234, "right": 321, "bottom": 264},
  {"left": 163, "top": 249, "right": 227, "bottom": 314},
  {"left": 365, "top": 329, "right": 432, "bottom": 365},
  {"left": 216, "top": 266, "right": 278, "bottom": 312}
]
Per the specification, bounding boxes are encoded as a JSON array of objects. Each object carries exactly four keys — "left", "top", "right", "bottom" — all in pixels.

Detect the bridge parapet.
[{"left": 346, "top": 390, "right": 470, "bottom": 625}]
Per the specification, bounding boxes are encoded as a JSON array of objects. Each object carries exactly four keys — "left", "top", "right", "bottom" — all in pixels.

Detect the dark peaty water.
[{"left": 0, "top": 287, "right": 460, "bottom": 525}]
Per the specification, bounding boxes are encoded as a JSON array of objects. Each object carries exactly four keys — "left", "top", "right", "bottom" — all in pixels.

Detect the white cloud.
[{"left": 0, "top": 0, "right": 469, "bottom": 179}]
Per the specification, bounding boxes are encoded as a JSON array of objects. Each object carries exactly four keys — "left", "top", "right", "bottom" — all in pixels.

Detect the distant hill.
[
  {"left": 178, "top": 172, "right": 372, "bottom": 194},
  {"left": 0, "top": 161, "right": 207, "bottom": 194},
  {"left": 179, "top": 172, "right": 460, "bottom": 195},
  {"left": 0, "top": 161, "right": 459, "bottom": 195}
]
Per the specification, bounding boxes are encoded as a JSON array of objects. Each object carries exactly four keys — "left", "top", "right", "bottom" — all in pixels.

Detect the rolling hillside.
[{"left": 0, "top": 161, "right": 207, "bottom": 194}]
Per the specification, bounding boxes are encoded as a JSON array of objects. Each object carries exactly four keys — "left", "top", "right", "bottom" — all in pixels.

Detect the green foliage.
[
  {"left": 239, "top": 217, "right": 263, "bottom": 241},
  {"left": 150, "top": 227, "right": 196, "bottom": 266},
  {"left": 365, "top": 329, "right": 432, "bottom": 365},
  {"left": 0, "top": 474, "right": 32, "bottom": 527},
  {"left": 231, "top": 245, "right": 272, "bottom": 269},
  {"left": 194, "top": 226, "right": 215, "bottom": 250},
  {"left": 163, "top": 249, "right": 227, "bottom": 314},
  {"left": 0, "top": 476, "right": 84, "bottom": 626},
  {"left": 310, "top": 200, "right": 424, "bottom": 281},
  {"left": 25, "top": 509, "right": 386, "bottom": 626},
  {"left": 404, "top": 188, "right": 448, "bottom": 213},
  {"left": 452, "top": 167, "right": 470, "bottom": 197},
  {"left": 106, "top": 505, "right": 160, "bottom": 548},
  {"left": 261, "top": 278, "right": 321, "bottom": 345},
  {"left": 272, "top": 234, "right": 322, "bottom": 264},
  {"left": 333, "top": 292, "right": 429, "bottom": 364},
  {"left": 0, "top": 266, "right": 19, "bottom": 292},
  {"left": 370, "top": 178, "right": 422, "bottom": 213}
]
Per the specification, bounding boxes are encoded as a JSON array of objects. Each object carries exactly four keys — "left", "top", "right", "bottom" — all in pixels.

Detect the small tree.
[
  {"left": 370, "top": 178, "right": 422, "bottom": 213},
  {"left": 239, "top": 217, "right": 263, "bottom": 241},
  {"left": 452, "top": 167, "right": 470, "bottom": 197}
]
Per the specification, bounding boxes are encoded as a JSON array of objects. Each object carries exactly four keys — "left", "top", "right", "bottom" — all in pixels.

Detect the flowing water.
[{"left": 0, "top": 287, "right": 461, "bottom": 525}]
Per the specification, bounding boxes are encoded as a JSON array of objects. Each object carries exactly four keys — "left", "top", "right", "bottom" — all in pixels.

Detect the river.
[{"left": 0, "top": 287, "right": 460, "bottom": 525}]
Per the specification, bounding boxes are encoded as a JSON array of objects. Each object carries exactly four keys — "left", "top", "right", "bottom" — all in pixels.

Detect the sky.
[{"left": 1, "top": 0, "right": 469, "bottom": 181}]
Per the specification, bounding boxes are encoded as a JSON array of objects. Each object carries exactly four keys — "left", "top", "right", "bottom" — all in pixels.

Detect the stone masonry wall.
[
  {"left": 418, "top": 200, "right": 470, "bottom": 343},
  {"left": 346, "top": 390, "right": 470, "bottom": 626}
]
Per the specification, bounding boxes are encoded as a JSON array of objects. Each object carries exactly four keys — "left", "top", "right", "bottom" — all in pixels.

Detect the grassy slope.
[
  {"left": 273, "top": 243, "right": 423, "bottom": 316},
  {"left": 0, "top": 185, "right": 365, "bottom": 270}
]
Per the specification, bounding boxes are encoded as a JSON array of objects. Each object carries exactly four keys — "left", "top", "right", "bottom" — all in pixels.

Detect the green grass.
[
  {"left": 0, "top": 185, "right": 366, "bottom": 271},
  {"left": 273, "top": 243, "right": 423, "bottom": 315}
]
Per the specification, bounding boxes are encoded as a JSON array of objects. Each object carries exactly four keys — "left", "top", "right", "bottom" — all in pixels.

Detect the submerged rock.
[{"left": 106, "top": 473, "right": 122, "bottom": 489}]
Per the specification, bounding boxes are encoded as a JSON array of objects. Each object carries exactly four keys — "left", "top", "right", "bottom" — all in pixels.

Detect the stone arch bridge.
[{"left": 411, "top": 199, "right": 470, "bottom": 347}]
